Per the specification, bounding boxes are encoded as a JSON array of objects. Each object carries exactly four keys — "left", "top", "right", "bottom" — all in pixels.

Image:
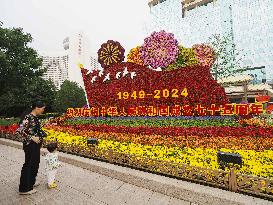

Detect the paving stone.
[
  {"left": 123, "top": 186, "right": 152, "bottom": 205},
  {"left": 168, "top": 197, "right": 191, "bottom": 205},
  {"left": 147, "top": 191, "right": 172, "bottom": 205},
  {"left": 8, "top": 197, "right": 35, "bottom": 205}
]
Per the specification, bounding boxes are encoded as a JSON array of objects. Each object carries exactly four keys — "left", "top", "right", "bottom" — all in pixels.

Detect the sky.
[{"left": 0, "top": 0, "right": 151, "bottom": 55}]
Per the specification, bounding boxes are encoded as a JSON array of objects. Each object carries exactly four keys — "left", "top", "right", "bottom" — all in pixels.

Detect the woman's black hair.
[{"left": 19, "top": 100, "right": 46, "bottom": 124}]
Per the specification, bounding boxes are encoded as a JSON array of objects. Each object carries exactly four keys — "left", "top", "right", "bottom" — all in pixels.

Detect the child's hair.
[{"left": 47, "top": 142, "right": 58, "bottom": 153}]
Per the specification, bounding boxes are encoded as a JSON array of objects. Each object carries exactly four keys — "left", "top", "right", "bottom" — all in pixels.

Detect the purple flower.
[{"left": 140, "top": 31, "right": 179, "bottom": 69}]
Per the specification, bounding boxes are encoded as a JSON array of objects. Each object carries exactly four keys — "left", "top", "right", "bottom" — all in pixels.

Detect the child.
[{"left": 44, "top": 142, "right": 61, "bottom": 189}]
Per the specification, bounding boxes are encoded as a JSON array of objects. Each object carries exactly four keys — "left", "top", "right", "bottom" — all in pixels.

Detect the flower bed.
[
  {"left": 0, "top": 124, "right": 18, "bottom": 134},
  {"left": 44, "top": 127, "right": 273, "bottom": 151},
  {"left": 42, "top": 115, "right": 273, "bottom": 180},
  {"left": 64, "top": 117, "right": 239, "bottom": 127},
  {"left": 43, "top": 128, "right": 273, "bottom": 179},
  {"left": 45, "top": 124, "right": 273, "bottom": 138},
  {"left": 0, "top": 118, "right": 19, "bottom": 126},
  {"left": 1, "top": 120, "right": 273, "bottom": 197}
]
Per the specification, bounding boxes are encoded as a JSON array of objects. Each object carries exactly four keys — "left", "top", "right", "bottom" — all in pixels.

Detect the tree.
[
  {"left": 53, "top": 80, "right": 87, "bottom": 113},
  {"left": 208, "top": 33, "right": 246, "bottom": 81},
  {"left": 0, "top": 23, "right": 55, "bottom": 117},
  {"left": 0, "top": 77, "right": 56, "bottom": 117}
]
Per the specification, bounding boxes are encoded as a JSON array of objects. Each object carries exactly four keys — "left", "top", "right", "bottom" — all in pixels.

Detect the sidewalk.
[{"left": 0, "top": 144, "right": 189, "bottom": 205}]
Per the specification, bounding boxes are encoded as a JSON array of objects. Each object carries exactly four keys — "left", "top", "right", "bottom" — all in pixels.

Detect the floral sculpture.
[
  {"left": 98, "top": 40, "right": 125, "bottom": 68},
  {"left": 166, "top": 46, "right": 199, "bottom": 70},
  {"left": 192, "top": 44, "right": 215, "bottom": 67},
  {"left": 127, "top": 46, "right": 144, "bottom": 66},
  {"left": 140, "top": 30, "right": 179, "bottom": 69}
]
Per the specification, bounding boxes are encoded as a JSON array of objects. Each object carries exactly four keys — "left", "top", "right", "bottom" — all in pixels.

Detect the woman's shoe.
[
  {"left": 19, "top": 189, "right": 38, "bottom": 195},
  {"left": 48, "top": 182, "right": 57, "bottom": 189}
]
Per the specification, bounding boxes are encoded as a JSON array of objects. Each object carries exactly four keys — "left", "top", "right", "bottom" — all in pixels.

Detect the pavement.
[{"left": 0, "top": 144, "right": 191, "bottom": 205}]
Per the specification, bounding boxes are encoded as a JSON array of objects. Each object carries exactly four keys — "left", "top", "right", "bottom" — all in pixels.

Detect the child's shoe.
[{"left": 48, "top": 182, "right": 57, "bottom": 189}]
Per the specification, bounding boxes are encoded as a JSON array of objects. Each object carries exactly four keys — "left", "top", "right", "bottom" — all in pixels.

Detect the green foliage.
[
  {"left": 53, "top": 80, "right": 87, "bottom": 113},
  {"left": 166, "top": 46, "right": 199, "bottom": 70},
  {"left": 208, "top": 33, "right": 245, "bottom": 80},
  {"left": 0, "top": 118, "right": 19, "bottom": 126},
  {"left": 38, "top": 113, "right": 62, "bottom": 120},
  {"left": 0, "top": 77, "right": 56, "bottom": 116},
  {"left": 0, "top": 23, "right": 56, "bottom": 117},
  {"left": 64, "top": 118, "right": 239, "bottom": 127}
]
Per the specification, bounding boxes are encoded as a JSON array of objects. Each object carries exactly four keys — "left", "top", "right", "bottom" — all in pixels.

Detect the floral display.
[
  {"left": 140, "top": 30, "right": 179, "bottom": 69},
  {"left": 80, "top": 31, "right": 228, "bottom": 110},
  {"left": 0, "top": 124, "right": 18, "bottom": 134},
  {"left": 192, "top": 44, "right": 215, "bottom": 67},
  {"left": 81, "top": 62, "right": 229, "bottom": 110},
  {"left": 44, "top": 124, "right": 273, "bottom": 151},
  {"left": 64, "top": 117, "right": 239, "bottom": 127},
  {"left": 45, "top": 124, "right": 273, "bottom": 138},
  {"left": 166, "top": 46, "right": 199, "bottom": 71},
  {"left": 2, "top": 112, "right": 273, "bottom": 180},
  {"left": 97, "top": 40, "right": 125, "bottom": 68},
  {"left": 43, "top": 128, "right": 273, "bottom": 179},
  {"left": 126, "top": 46, "right": 144, "bottom": 66},
  {"left": 238, "top": 117, "right": 270, "bottom": 128}
]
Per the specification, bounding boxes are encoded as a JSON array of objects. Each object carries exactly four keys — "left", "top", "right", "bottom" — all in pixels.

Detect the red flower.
[{"left": 81, "top": 62, "right": 228, "bottom": 111}]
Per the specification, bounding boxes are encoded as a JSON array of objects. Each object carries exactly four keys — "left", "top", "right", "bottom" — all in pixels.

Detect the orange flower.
[{"left": 127, "top": 46, "right": 144, "bottom": 66}]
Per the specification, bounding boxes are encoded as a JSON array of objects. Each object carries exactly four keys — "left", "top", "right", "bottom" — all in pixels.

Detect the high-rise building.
[
  {"left": 40, "top": 52, "right": 69, "bottom": 90},
  {"left": 90, "top": 56, "right": 102, "bottom": 71},
  {"left": 146, "top": 0, "right": 273, "bottom": 83},
  {"left": 63, "top": 32, "right": 91, "bottom": 88},
  {"left": 41, "top": 32, "right": 94, "bottom": 89}
]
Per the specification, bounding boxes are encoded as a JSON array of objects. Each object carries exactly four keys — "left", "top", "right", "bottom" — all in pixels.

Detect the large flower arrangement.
[
  {"left": 140, "top": 30, "right": 179, "bottom": 69},
  {"left": 166, "top": 46, "right": 199, "bottom": 70},
  {"left": 127, "top": 46, "right": 144, "bottom": 66},
  {"left": 81, "top": 62, "right": 228, "bottom": 110},
  {"left": 80, "top": 31, "right": 227, "bottom": 111},
  {"left": 97, "top": 40, "right": 125, "bottom": 68},
  {"left": 192, "top": 44, "right": 215, "bottom": 67}
]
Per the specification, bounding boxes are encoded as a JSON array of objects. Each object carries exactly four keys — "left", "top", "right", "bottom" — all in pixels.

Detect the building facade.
[
  {"left": 90, "top": 56, "right": 102, "bottom": 71},
  {"left": 63, "top": 32, "right": 91, "bottom": 88},
  {"left": 41, "top": 32, "right": 98, "bottom": 90},
  {"left": 146, "top": 0, "right": 273, "bottom": 83},
  {"left": 40, "top": 52, "right": 69, "bottom": 90}
]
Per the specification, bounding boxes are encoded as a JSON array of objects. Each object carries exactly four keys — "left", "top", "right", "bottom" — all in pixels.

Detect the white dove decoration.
[
  {"left": 91, "top": 76, "right": 97, "bottom": 83},
  {"left": 116, "top": 72, "right": 121, "bottom": 79},
  {"left": 103, "top": 73, "right": 110, "bottom": 82},
  {"left": 148, "top": 65, "right": 162, "bottom": 71},
  {"left": 130, "top": 72, "right": 137, "bottom": 79},
  {"left": 98, "top": 69, "right": 104, "bottom": 77},
  {"left": 123, "top": 67, "right": 129, "bottom": 77}
]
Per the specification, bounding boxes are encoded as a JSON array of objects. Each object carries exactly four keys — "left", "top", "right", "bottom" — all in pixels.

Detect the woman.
[{"left": 17, "top": 101, "right": 46, "bottom": 195}]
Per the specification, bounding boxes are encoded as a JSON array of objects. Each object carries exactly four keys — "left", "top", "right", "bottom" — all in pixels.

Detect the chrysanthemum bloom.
[
  {"left": 141, "top": 30, "right": 179, "bottom": 69},
  {"left": 166, "top": 46, "right": 199, "bottom": 70},
  {"left": 192, "top": 44, "right": 215, "bottom": 67},
  {"left": 98, "top": 40, "right": 125, "bottom": 68},
  {"left": 127, "top": 46, "right": 144, "bottom": 66}
]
